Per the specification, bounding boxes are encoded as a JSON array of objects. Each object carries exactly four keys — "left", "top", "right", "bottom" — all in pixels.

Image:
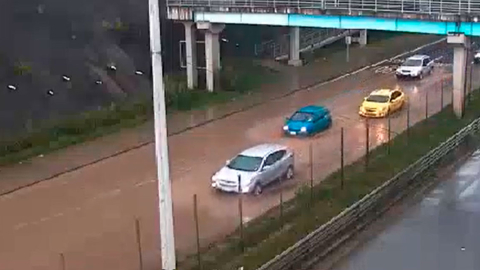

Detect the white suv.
[{"left": 395, "top": 55, "right": 434, "bottom": 80}]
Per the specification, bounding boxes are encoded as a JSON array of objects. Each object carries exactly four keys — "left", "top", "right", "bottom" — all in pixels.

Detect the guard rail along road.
[
  {"left": 166, "top": 0, "right": 480, "bottom": 16},
  {"left": 255, "top": 117, "right": 480, "bottom": 270}
]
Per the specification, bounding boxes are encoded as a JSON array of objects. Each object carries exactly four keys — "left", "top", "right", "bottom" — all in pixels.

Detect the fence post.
[
  {"left": 309, "top": 142, "right": 313, "bottom": 202},
  {"left": 365, "top": 119, "right": 370, "bottom": 170},
  {"left": 59, "top": 253, "right": 66, "bottom": 270},
  {"left": 407, "top": 101, "right": 410, "bottom": 141},
  {"left": 340, "top": 127, "right": 345, "bottom": 189},
  {"left": 279, "top": 192, "right": 284, "bottom": 227},
  {"left": 193, "top": 195, "right": 201, "bottom": 269},
  {"left": 441, "top": 80, "right": 444, "bottom": 111},
  {"left": 135, "top": 219, "right": 144, "bottom": 270},
  {"left": 425, "top": 90, "right": 429, "bottom": 119},
  {"left": 237, "top": 175, "right": 244, "bottom": 253},
  {"left": 387, "top": 116, "right": 391, "bottom": 154}
]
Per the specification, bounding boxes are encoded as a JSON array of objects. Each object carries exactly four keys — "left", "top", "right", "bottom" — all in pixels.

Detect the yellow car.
[{"left": 359, "top": 88, "right": 406, "bottom": 118}]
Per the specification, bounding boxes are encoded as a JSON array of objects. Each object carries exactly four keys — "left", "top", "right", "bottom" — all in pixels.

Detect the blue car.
[{"left": 283, "top": 105, "right": 332, "bottom": 136}]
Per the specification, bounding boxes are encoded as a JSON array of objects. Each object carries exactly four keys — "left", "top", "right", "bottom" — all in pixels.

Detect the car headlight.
[
  {"left": 283, "top": 125, "right": 288, "bottom": 131},
  {"left": 300, "top": 127, "right": 307, "bottom": 132}
]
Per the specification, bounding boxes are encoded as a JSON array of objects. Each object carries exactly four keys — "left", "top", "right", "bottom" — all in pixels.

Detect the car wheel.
[
  {"left": 419, "top": 73, "right": 423, "bottom": 80},
  {"left": 285, "top": 166, "right": 294, "bottom": 180},
  {"left": 253, "top": 184, "right": 263, "bottom": 196}
]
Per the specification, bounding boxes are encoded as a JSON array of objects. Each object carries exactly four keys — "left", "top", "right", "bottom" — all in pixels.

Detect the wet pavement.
[
  {"left": 328, "top": 150, "right": 480, "bottom": 270},
  {"left": 0, "top": 36, "right": 475, "bottom": 270}
]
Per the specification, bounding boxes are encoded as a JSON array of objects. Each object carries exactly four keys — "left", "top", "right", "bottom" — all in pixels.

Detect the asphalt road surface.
[
  {"left": 0, "top": 42, "right": 477, "bottom": 270},
  {"left": 328, "top": 149, "right": 480, "bottom": 270}
]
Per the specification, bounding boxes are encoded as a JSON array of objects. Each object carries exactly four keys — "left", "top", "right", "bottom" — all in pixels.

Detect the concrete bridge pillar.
[
  {"left": 288, "top": 27, "right": 303, "bottom": 67},
  {"left": 350, "top": 29, "right": 367, "bottom": 47},
  {"left": 447, "top": 33, "right": 469, "bottom": 118},
  {"left": 197, "top": 22, "right": 225, "bottom": 92},
  {"left": 182, "top": 21, "right": 198, "bottom": 89},
  {"left": 359, "top": 29, "right": 368, "bottom": 47}
]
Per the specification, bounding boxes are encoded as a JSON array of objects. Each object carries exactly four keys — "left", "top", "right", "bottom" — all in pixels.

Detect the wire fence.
[
  {"left": 5, "top": 41, "right": 479, "bottom": 270},
  {"left": 167, "top": 0, "right": 480, "bottom": 15},
  {"left": 7, "top": 71, "right": 480, "bottom": 270},
  {"left": 175, "top": 75, "right": 473, "bottom": 270}
]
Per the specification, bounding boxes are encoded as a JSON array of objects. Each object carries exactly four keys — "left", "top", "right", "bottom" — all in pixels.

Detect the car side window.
[
  {"left": 391, "top": 92, "right": 398, "bottom": 100},
  {"left": 264, "top": 154, "right": 276, "bottom": 166},
  {"left": 265, "top": 150, "right": 286, "bottom": 167},
  {"left": 423, "top": 59, "right": 428, "bottom": 66},
  {"left": 274, "top": 150, "right": 286, "bottom": 161}
]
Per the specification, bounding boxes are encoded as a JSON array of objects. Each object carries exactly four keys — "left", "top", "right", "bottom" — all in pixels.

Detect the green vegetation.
[
  {"left": 13, "top": 61, "right": 32, "bottom": 76},
  {"left": 165, "top": 58, "right": 277, "bottom": 111},
  {"left": 0, "top": 58, "right": 277, "bottom": 167},
  {"left": 178, "top": 91, "right": 480, "bottom": 270}
]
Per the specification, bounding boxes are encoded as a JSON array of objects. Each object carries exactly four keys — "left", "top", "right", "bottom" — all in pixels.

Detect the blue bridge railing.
[{"left": 166, "top": 0, "right": 480, "bottom": 16}]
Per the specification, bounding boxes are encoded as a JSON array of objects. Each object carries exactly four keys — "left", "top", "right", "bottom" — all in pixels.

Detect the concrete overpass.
[{"left": 166, "top": 0, "right": 480, "bottom": 117}]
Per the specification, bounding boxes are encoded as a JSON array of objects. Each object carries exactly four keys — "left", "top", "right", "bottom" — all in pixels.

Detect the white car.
[
  {"left": 395, "top": 54, "right": 434, "bottom": 80},
  {"left": 211, "top": 143, "right": 294, "bottom": 195},
  {"left": 474, "top": 50, "right": 480, "bottom": 64}
]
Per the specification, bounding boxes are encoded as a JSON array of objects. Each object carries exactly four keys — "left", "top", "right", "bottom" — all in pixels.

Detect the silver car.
[
  {"left": 211, "top": 143, "right": 295, "bottom": 195},
  {"left": 395, "top": 54, "right": 433, "bottom": 80}
]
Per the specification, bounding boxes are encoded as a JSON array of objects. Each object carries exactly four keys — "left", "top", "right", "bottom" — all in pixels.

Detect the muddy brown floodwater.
[{"left": 1, "top": 43, "right": 478, "bottom": 270}]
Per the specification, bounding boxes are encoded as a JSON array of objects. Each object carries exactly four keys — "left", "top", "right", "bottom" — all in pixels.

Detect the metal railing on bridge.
[
  {"left": 166, "top": 0, "right": 480, "bottom": 16},
  {"left": 254, "top": 28, "right": 350, "bottom": 59}
]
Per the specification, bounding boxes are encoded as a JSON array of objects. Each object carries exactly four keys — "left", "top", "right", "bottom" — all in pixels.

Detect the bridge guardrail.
[
  {"left": 255, "top": 117, "right": 480, "bottom": 270},
  {"left": 167, "top": 0, "right": 480, "bottom": 16}
]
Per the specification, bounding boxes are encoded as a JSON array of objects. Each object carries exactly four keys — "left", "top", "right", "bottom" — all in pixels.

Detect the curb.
[{"left": 0, "top": 37, "right": 448, "bottom": 197}]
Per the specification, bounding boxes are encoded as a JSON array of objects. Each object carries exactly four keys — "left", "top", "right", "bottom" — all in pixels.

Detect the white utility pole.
[{"left": 147, "top": 0, "right": 176, "bottom": 269}]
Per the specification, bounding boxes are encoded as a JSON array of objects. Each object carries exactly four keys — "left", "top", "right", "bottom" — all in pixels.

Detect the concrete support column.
[
  {"left": 448, "top": 33, "right": 469, "bottom": 118},
  {"left": 197, "top": 22, "right": 225, "bottom": 92},
  {"left": 288, "top": 27, "right": 303, "bottom": 67},
  {"left": 359, "top": 29, "right": 367, "bottom": 47},
  {"left": 182, "top": 21, "right": 198, "bottom": 89}
]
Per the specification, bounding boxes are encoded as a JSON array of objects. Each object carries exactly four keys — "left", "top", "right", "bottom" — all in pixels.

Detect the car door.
[
  {"left": 389, "top": 91, "right": 401, "bottom": 111},
  {"left": 421, "top": 58, "right": 429, "bottom": 74},
  {"left": 310, "top": 113, "right": 321, "bottom": 133},
  {"left": 425, "top": 57, "right": 433, "bottom": 72},
  {"left": 318, "top": 112, "right": 329, "bottom": 130},
  {"left": 260, "top": 153, "right": 277, "bottom": 185},
  {"left": 272, "top": 150, "right": 287, "bottom": 180}
]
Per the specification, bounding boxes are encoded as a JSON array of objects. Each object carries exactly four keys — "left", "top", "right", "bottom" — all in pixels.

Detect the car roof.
[
  {"left": 298, "top": 105, "right": 328, "bottom": 114},
  {"left": 239, "top": 143, "right": 287, "bottom": 157},
  {"left": 369, "top": 88, "right": 396, "bottom": 96},
  {"left": 408, "top": 54, "right": 429, "bottom": 60}
]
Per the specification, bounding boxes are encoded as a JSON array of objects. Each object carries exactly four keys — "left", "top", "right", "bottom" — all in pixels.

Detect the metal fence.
[
  {"left": 167, "top": 0, "right": 480, "bottom": 15},
  {"left": 253, "top": 28, "right": 351, "bottom": 59},
  {"left": 256, "top": 115, "right": 480, "bottom": 270}
]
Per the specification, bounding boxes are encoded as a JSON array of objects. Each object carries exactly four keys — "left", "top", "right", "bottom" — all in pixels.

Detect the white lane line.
[{"left": 459, "top": 179, "right": 479, "bottom": 200}]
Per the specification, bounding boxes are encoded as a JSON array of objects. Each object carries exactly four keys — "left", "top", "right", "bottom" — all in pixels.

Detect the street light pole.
[{"left": 148, "top": 0, "right": 176, "bottom": 269}]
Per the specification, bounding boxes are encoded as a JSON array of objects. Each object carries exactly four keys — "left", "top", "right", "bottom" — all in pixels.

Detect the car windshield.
[
  {"left": 289, "top": 112, "right": 314, "bottom": 122},
  {"left": 227, "top": 155, "right": 263, "bottom": 172},
  {"left": 366, "top": 95, "right": 390, "bottom": 103},
  {"left": 402, "top": 59, "right": 422, "bottom": 67}
]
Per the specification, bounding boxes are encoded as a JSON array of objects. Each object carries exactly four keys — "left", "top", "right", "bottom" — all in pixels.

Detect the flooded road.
[
  {"left": 0, "top": 41, "right": 478, "bottom": 270},
  {"left": 327, "top": 149, "right": 480, "bottom": 270}
]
